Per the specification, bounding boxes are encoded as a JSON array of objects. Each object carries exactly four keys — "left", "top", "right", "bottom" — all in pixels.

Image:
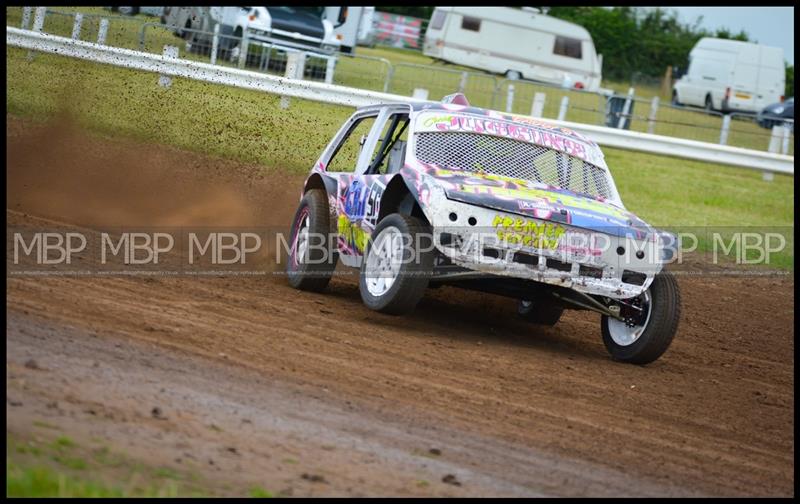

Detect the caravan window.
[
  {"left": 430, "top": 10, "right": 447, "bottom": 30},
  {"left": 461, "top": 16, "right": 481, "bottom": 32},
  {"left": 554, "top": 36, "right": 582, "bottom": 59}
]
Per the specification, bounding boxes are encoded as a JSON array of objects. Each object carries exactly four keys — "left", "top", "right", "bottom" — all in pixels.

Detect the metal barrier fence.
[
  {"left": 138, "top": 22, "right": 392, "bottom": 90},
  {"left": 12, "top": 7, "right": 796, "bottom": 157},
  {"left": 384, "top": 62, "right": 502, "bottom": 109}
]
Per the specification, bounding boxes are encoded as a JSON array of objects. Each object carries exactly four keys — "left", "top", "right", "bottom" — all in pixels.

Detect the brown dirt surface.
[{"left": 6, "top": 115, "right": 795, "bottom": 496}]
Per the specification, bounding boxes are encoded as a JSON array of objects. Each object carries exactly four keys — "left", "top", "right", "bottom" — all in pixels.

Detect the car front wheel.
[
  {"left": 359, "top": 214, "right": 434, "bottom": 315},
  {"left": 601, "top": 270, "right": 681, "bottom": 365}
]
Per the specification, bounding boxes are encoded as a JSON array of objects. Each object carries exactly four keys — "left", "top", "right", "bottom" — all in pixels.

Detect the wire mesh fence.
[{"left": 384, "top": 63, "right": 501, "bottom": 109}]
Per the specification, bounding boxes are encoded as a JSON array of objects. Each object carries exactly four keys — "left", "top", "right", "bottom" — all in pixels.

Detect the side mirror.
[
  {"left": 672, "top": 66, "right": 685, "bottom": 79},
  {"left": 358, "top": 133, "right": 367, "bottom": 147},
  {"left": 335, "top": 7, "right": 348, "bottom": 28}
]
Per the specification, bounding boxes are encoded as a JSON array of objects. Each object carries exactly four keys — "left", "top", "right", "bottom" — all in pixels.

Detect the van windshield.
[{"left": 268, "top": 6, "right": 325, "bottom": 19}]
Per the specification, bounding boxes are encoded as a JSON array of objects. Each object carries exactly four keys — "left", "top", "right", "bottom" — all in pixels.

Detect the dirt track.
[{"left": 6, "top": 116, "right": 795, "bottom": 496}]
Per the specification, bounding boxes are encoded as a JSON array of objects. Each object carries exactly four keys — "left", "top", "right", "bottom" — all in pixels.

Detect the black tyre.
[
  {"left": 601, "top": 270, "right": 681, "bottom": 365},
  {"left": 671, "top": 90, "right": 681, "bottom": 106},
  {"left": 286, "top": 189, "right": 337, "bottom": 292},
  {"left": 518, "top": 299, "right": 563, "bottom": 326},
  {"left": 359, "top": 213, "right": 434, "bottom": 315},
  {"left": 704, "top": 94, "right": 713, "bottom": 112}
]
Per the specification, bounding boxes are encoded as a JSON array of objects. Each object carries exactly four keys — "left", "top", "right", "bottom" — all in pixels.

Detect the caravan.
[
  {"left": 672, "top": 38, "right": 785, "bottom": 113},
  {"left": 423, "top": 7, "right": 603, "bottom": 91}
]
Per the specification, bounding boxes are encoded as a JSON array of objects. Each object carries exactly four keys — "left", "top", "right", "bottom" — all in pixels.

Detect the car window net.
[{"left": 414, "top": 131, "right": 612, "bottom": 200}]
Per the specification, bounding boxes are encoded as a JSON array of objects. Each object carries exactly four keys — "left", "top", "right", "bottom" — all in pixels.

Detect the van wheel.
[
  {"left": 601, "top": 270, "right": 681, "bottom": 365},
  {"left": 704, "top": 94, "right": 714, "bottom": 112},
  {"left": 671, "top": 90, "right": 681, "bottom": 106},
  {"left": 505, "top": 70, "right": 522, "bottom": 81}
]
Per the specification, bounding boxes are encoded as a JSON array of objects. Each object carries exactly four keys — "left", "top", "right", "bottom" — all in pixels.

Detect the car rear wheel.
[
  {"left": 518, "top": 299, "right": 563, "bottom": 326},
  {"left": 286, "top": 189, "right": 337, "bottom": 292},
  {"left": 601, "top": 270, "right": 681, "bottom": 365},
  {"left": 359, "top": 214, "right": 434, "bottom": 315}
]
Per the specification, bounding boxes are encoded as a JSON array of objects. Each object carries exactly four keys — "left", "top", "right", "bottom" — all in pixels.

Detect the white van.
[
  {"left": 422, "top": 7, "right": 603, "bottom": 91},
  {"left": 672, "top": 38, "right": 785, "bottom": 113},
  {"left": 325, "top": 7, "right": 376, "bottom": 53}
]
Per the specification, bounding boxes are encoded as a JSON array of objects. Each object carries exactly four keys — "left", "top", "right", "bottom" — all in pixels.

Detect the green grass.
[
  {"left": 6, "top": 431, "right": 274, "bottom": 497},
  {"left": 6, "top": 433, "right": 203, "bottom": 497},
  {"left": 5, "top": 39, "right": 794, "bottom": 269}
]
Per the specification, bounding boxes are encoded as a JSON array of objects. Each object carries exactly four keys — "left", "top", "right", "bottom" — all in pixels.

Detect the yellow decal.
[
  {"left": 492, "top": 214, "right": 566, "bottom": 250},
  {"left": 337, "top": 214, "right": 369, "bottom": 253}
]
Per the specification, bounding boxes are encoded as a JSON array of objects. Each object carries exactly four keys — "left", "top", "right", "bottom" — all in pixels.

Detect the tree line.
[{"left": 379, "top": 6, "right": 793, "bottom": 97}]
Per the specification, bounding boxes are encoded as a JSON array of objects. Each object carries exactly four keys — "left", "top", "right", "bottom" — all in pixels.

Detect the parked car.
[
  {"left": 757, "top": 97, "right": 794, "bottom": 129},
  {"left": 285, "top": 93, "right": 681, "bottom": 364},
  {"left": 423, "top": 7, "right": 603, "bottom": 91},
  {"left": 162, "top": 6, "right": 346, "bottom": 60},
  {"left": 672, "top": 37, "right": 785, "bottom": 114}
]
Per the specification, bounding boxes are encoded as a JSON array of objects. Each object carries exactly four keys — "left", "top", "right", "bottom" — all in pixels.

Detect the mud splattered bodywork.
[{"left": 299, "top": 98, "right": 674, "bottom": 300}]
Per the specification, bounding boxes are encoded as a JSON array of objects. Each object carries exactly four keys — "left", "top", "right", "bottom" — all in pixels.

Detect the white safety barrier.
[{"left": 6, "top": 26, "right": 794, "bottom": 176}]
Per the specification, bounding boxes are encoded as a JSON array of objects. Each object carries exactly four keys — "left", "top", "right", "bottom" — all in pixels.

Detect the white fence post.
[
  {"left": 284, "top": 51, "right": 305, "bottom": 79},
  {"left": 768, "top": 125, "right": 782, "bottom": 153},
  {"left": 21, "top": 7, "right": 33, "bottom": 29},
  {"left": 280, "top": 51, "right": 306, "bottom": 109},
  {"left": 763, "top": 125, "right": 784, "bottom": 181},
  {"left": 557, "top": 96, "right": 569, "bottom": 121},
  {"left": 210, "top": 23, "right": 220, "bottom": 65},
  {"left": 530, "top": 92, "right": 546, "bottom": 118},
  {"left": 237, "top": 30, "right": 249, "bottom": 69},
  {"left": 71, "top": 13, "right": 83, "bottom": 40},
  {"left": 27, "top": 7, "right": 47, "bottom": 60},
  {"left": 647, "top": 96, "right": 659, "bottom": 134},
  {"left": 458, "top": 71, "right": 468, "bottom": 93},
  {"left": 505, "top": 84, "right": 514, "bottom": 113},
  {"left": 719, "top": 114, "right": 731, "bottom": 145},
  {"left": 97, "top": 18, "right": 109, "bottom": 45},
  {"left": 617, "top": 87, "right": 634, "bottom": 129},
  {"left": 32, "top": 7, "right": 46, "bottom": 32},
  {"left": 158, "top": 45, "right": 179, "bottom": 88},
  {"left": 324, "top": 56, "right": 336, "bottom": 85},
  {"left": 781, "top": 125, "right": 791, "bottom": 155},
  {"left": 412, "top": 88, "right": 429, "bottom": 100}
]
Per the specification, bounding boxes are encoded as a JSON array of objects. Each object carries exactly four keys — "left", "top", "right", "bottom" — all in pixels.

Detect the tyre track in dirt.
[{"left": 6, "top": 115, "right": 794, "bottom": 496}]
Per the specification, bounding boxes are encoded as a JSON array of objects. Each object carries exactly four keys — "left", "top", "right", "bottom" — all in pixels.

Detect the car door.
[{"left": 326, "top": 107, "right": 411, "bottom": 264}]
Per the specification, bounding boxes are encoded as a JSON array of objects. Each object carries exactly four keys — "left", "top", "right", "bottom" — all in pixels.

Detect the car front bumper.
[{"left": 421, "top": 189, "right": 667, "bottom": 300}]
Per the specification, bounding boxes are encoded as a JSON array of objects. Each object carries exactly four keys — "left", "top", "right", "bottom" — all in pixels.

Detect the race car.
[{"left": 286, "top": 93, "right": 681, "bottom": 364}]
